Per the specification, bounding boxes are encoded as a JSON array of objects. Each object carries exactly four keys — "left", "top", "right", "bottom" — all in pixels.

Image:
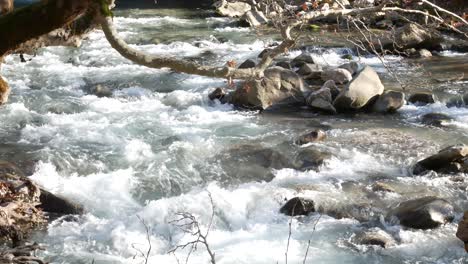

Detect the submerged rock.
[
  {"left": 389, "top": 197, "right": 454, "bottom": 229},
  {"left": 456, "top": 211, "right": 468, "bottom": 252},
  {"left": 208, "top": 87, "right": 227, "bottom": 101},
  {"left": 413, "top": 145, "right": 468, "bottom": 175},
  {"left": 91, "top": 84, "right": 112, "bottom": 98},
  {"left": 321, "top": 68, "right": 352, "bottom": 85},
  {"left": 353, "top": 228, "right": 396, "bottom": 248},
  {"left": 372, "top": 90, "right": 405, "bottom": 113},
  {"left": 280, "top": 197, "right": 315, "bottom": 216},
  {"left": 230, "top": 67, "right": 305, "bottom": 110},
  {"left": 421, "top": 113, "right": 454, "bottom": 127},
  {"left": 408, "top": 92, "right": 435, "bottom": 105},
  {"left": 295, "top": 129, "right": 327, "bottom": 145},
  {"left": 333, "top": 66, "right": 384, "bottom": 112},
  {"left": 293, "top": 148, "right": 331, "bottom": 171}
]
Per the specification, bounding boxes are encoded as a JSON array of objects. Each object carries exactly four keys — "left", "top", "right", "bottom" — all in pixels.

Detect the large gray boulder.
[
  {"left": 333, "top": 66, "right": 384, "bottom": 111},
  {"left": 214, "top": 0, "right": 251, "bottom": 17},
  {"left": 230, "top": 67, "right": 305, "bottom": 110},
  {"left": 413, "top": 145, "right": 468, "bottom": 175},
  {"left": 306, "top": 87, "right": 337, "bottom": 114},
  {"left": 388, "top": 197, "right": 454, "bottom": 229},
  {"left": 372, "top": 90, "right": 405, "bottom": 113}
]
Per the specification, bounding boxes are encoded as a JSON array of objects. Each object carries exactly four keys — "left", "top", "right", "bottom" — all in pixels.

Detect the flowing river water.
[{"left": 1, "top": 8, "right": 468, "bottom": 264}]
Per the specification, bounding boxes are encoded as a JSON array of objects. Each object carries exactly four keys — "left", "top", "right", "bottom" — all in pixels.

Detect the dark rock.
[
  {"left": 295, "top": 129, "right": 327, "bottom": 145},
  {"left": 338, "top": 62, "right": 359, "bottom": 75},
  {"left": 280, "top": 197, "right": 315, "bottom": 216},
  {"left": 388, "top": 196, "right": 454, "bottom": 229},
  {"left": 39, "top": 189, "right": 84, "bottom": 215},
  {"left": 208, "top": 87, "right": 226, "bottom": 101},
  {"left": 390, "top": 23, "right": 443, "bottom": 51},
  {"left": 413, "top": 145, "right": 468, "bottom": 175},
  {"left": 353, "top": 228, "right": 396, "bottom": 248},
  {"left": 230, "top": 67, "right": 305, "bottom": 110},
  {"left": 293, "top": 148, "right": 331, "bottom": 171},
  {"left": 238, "top": 59, "right": 256, "bottom": 69},
  {"left": 291, "top": 53, "right": 315, "bottom": 68},
  {"left": 408, "top": 92, "right": 435, "bottom": 105},
  {"left": 372, "top": 90, "right": 405, "bottom": 113},
  {"left": 258, "top": 48, "right": 272, "bottom": 59},
  {"left": 333, "top": 66, "right": 384, "bottom": 111},
  {"left": 276, "top": 61, "right": 292, "bottom": 70},
  {"left": 456, "top": 211, "right": 468, "bottom": 252},
  {"left": 421, "top": 113, "right": 453, "bottom": 127},
  {"left": 297, "top": 63, "right": 322, "bottom": 77},
  {"left": 322, "top": 80, "right": 340, "bottom": 100}
]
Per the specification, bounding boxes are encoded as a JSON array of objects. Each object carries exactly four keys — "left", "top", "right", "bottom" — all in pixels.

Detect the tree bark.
[{"left": 0, "top": 0, "right": 91, "bottom": 57}]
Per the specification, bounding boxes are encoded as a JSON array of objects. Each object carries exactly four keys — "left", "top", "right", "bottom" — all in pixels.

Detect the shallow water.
[{"left": 1, "top": 8, "right": 467, "bottom": 264}]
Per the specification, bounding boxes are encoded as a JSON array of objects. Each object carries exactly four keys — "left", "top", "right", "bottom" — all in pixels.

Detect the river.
[{"left": 1, "top": 8, "right": 467, "bottom": 264}]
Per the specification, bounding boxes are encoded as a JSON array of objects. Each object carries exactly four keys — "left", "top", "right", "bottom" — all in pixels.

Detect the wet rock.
[
  {"left": 306, "top": 87, "right": 337, "bottom": 114},
  {"left": 291, "top": 53, "right": 315, "bottom": 68},
  {"left": 297, "top": 63, "right": 322, "bottom": 78},
  {"left": 456, "top": 211, "right": 468, "bottom": 252},
  {"left": 321, "top": 68, "right": 352, "bottom": 84},
  {"left": 230, "top": 67, "right": 305, "bottom": 110},
  {"left": 280, "top": 197, "right": 315, "bottom": 216},
  {"left": 413, "top": 145, "right": 468, "bottom": 175},
  {"left": 388, "top": 196, "right": 454, "bottom": 229},
  {"left": 39, "top": 189, "right": 84, "bottom": 215},
  {"left": 408, "top": 92, "right": 435, "bottom": 105},
  {"left": 238, "top": 59, "right": 256, "bottom": 69},
  {"left": 338, "top": 62, "right": 359, "bottom": 75},
  {"left": 333, "top": 66, "right": 384, "bottom": 111},
  {"left": 416, "top": 49, "right": 432, "bottom": 58},
  {"left": 208, "top": 87, "right": 226, "bottom": 101},
  {"left": 242, "top": 10, "right": 268, "bottom": 27},
  {"left": 295, "top": 129, "right": 327, "bottom": 145},
  {"left": 276, "top": 61, "right": 292, "bottom": 70},
  {"left": 420, "top": 113, "right": 453, "bottom": 127},
  {"left": 214, "top": 1, "right": 251, "bottom": 17},
  {"left": 392, "top": 23, "right": 443, "bottom": 50},
  {"left": 353, "top": 228, "right": 396, "bottom": 248},
  {"left": 293, "top": 148, "right": 331, "bottom": 171},
  {"left": 91, "top": 84, "right": 112, "bottom": 98},
  {"left": 372, "top": 90, "right": 405, "bottom": 113},
  {"left": 371, "top": 182, "right": 395, "bottom": 193},
  {"left": 446, "top": 92, "right": 468, "bottom": 108}
]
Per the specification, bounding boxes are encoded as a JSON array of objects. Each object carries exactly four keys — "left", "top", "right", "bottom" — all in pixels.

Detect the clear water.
[{"left": 0, "top": 8, "right": 467, "bottom": 264}]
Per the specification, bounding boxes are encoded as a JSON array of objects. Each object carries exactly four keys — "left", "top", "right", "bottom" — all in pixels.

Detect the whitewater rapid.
[{"left": 0, "top": 8, "right": 467, "bottom": 264}]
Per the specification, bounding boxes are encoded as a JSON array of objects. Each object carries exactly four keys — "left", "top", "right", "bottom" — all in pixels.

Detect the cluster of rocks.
[{"left": 0, "top": 161, "right": 83, "bottom": 247}]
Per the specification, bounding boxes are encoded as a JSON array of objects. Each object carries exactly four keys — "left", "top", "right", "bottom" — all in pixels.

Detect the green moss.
[{"left": 97, "top": 0, "right": 113, "bottom": 17}]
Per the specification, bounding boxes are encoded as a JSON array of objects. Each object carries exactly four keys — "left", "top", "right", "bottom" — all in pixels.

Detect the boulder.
[
  {"left": 416, "top": 49, "right": 432, "bottom": 58},
  {"left": 297, "top": 63, "right": 322, "bottom": 78},
  {"left": 280, "top": 197, "right": 315, "bottom": 216},
  {"left": 276, "top": 61, "right": 292, "bottom": 70},
  {"left": 293, "top": 148, "right": 331, "bottom": 171},
  {"left": 39, "top": 189, "right": 84, "bottom": 215},
  {"left": 408, "top": 92, "right": 435, "bottom": 105},
  {"left": 230, "top": 67, "right": 305, "bottom": 110},
  {"left": 208, "top": 87, "right": 226, "bottom": 101},
  {"left": 306, "top": 87, "right": 337, "bottom": 114},
  {"left": 338, "top": 62, "right": 359, "bottom": 75},
  {"left": 456, "top": 211, "right": 468, "bottom": 252},
  {"left": 321, "top": 68, "right": 352, "bottom": 84},
  {"left": 214, "top": 0, "right": 251, "bottom": 17},
  {"left": 413, "top": 145, "right": 468, "bottom": 175},
  {"left": 291, "top": 53, "right": 315, "bottom": 68},
  {"left": 421, "top": 113, "right": 453, "bottom": 127},
  {"left": 388, "top": 196, "right": 454, "bottom": 229},
  {"left": 238, "top": 59, "right": 256, "bottom": 69},
  {"left": 242, "top": 10, "right": 268, "bottom": 27},
  {"left": 353, "top": 228, "right": 396, "bottom": 248},
  {"left": 391, "top": 23, "right": 443, "bottom": 50},
  {"left": 333, "top": 66, "right": 384, "bottom": 111},
  {"left": 295, "top": 129, "right": 327, "bottom": 145},
  {"left": 372, "top": 90, "right": 405, "bottom": 113},
  {"left": 322, "top": 80, "right": 341, "bottom": 100}
]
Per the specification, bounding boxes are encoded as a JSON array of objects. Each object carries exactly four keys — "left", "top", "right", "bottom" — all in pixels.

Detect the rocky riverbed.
[{"left": 0, "top": 6, "right": 467, "bottom": 264}]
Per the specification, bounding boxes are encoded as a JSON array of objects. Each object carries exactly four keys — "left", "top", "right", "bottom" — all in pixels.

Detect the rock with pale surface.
[
  {"left": 321, "top": 68, "right": 352, "bottom": 84},
  {"left": 372, "top": 90, "right": 405, "bottom": 113},
  {"left": 333, "top": 66, "right": 384, "bottom": 111},
  {"left": 214, "top": 0, "right": 251, "bottom": 17},
  {"left": 391, "top": 23, "right": 443, "bottom": 50},
  {"left": 242, "top": 10, "right": 268, "bottom": 27}
]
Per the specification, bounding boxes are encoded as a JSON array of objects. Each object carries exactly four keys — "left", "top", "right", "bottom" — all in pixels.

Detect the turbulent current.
[{"left": 1, "top": 8, "right": 468, "bottom": 264}]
